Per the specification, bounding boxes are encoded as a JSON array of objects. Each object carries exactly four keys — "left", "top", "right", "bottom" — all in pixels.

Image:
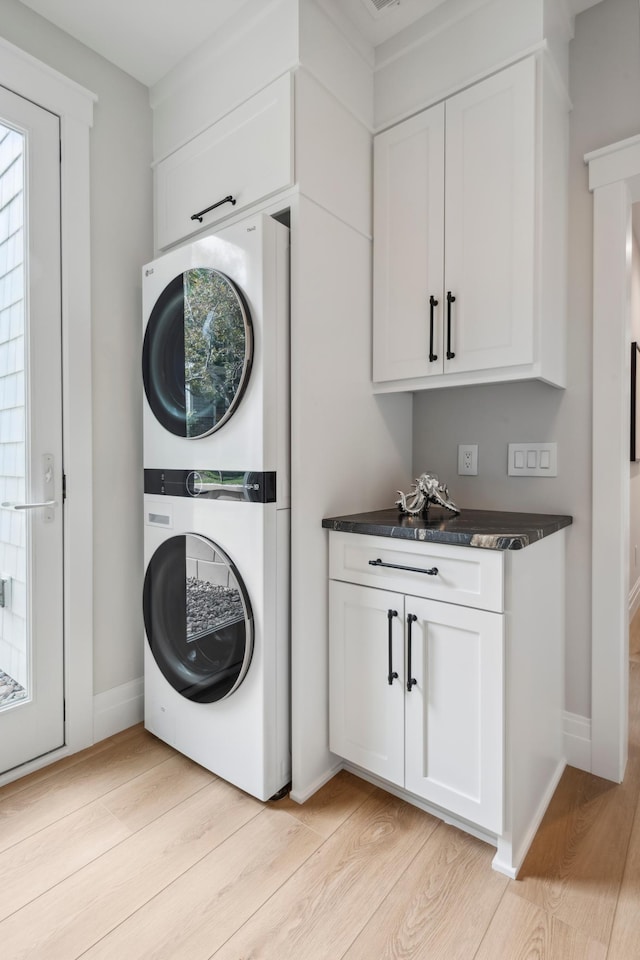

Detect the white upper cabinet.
[
  {"left": 154, "top": 75, "right": 293, "bottom": 251},
  {"left": 373, "top": 55, "right": 567, "bottom": 391}
]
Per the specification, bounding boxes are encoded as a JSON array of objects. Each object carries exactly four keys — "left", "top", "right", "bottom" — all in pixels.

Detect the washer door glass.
[
  {"left": 143, "top": 534, "right": 253, "bottom": 703},
  {"left": 142, "top": 268, "right": 253, "bottom": 438}
]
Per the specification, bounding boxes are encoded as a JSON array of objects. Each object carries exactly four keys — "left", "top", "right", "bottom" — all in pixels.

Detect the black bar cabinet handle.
[
  {"left": 429, "top": 295, "right": 438, "bottom": 362},
  {"left": 190, "top": 195, "right": 237, "bottom": 223},
  {"left": 369, "top": 558, "right": 438, "bottom": 577},
  {"left": 387, "top": 609, "right": 399, "bottom": 685},
  {"left": 406, "top": 613, "right": 418, "bottom": 692},
  {"left": 446, "top": 291, "right": 456, "bottom": 360}
]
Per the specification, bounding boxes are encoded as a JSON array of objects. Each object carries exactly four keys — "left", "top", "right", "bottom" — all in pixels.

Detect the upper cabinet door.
[
  {"left": 155, "top": 75, "right": 293, "bottom": 251},
  {"left": 444, "top": 57, "right": 536, "bottom": 375},
  {"left": 373, "top": 103, "right": 445, "bottom": 383}
]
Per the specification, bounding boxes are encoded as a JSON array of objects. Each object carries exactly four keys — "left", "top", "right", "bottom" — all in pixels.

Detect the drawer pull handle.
[
  {"left": 190, "top": 195, "right": 237, "bottom": 223},
  {"left": 407, "top": 613, "right": 418, "bottom": 692},
  {"left": 387, "top": 609, "right": 399, "bottom": 685},
  {"left": 369, "top": 559, "right": 438, "bottom": 577}
]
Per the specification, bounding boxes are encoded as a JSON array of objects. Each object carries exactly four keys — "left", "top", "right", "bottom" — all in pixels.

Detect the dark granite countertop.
[{"left": 322, "top": 507, "right": 572, "bottom": 551}]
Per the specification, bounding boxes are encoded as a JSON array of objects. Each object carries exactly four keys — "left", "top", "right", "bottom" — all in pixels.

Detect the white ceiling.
[
  {"left": 17, "top": 0, "right": 604, "bottom": 88},
  {"left": 17, "top": 0, "right": 256, "bottom": 86}
]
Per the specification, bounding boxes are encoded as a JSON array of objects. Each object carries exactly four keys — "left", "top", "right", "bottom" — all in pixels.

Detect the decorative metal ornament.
[{"left": 396, "top": 473, "right": 460, "bottom": 517}]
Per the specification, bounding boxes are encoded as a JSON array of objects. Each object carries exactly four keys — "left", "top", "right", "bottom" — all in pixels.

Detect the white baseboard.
[
  {"left": 93, "top": 677, "right": 144, "bottom": 744},
  {"left": 289, "top": 760, "right": 343, "bottom": 804},
  {"left": 630, "top": 576, "right": 640, "bottom": 620},
  {"left": 564, "top": 711, "right": 592, "bottom": 772}
]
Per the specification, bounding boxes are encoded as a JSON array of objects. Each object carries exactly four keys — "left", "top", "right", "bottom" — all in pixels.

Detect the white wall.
[
  {"left": 412, "top": 0, "right": 640, "bottom": 721},
  {"left": 0, "top": 0, "right": 154, "bottom": 697}
]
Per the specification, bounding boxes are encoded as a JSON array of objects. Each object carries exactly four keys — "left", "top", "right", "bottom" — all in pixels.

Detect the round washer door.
[
  {"left": 143, "top": 534, "right": 253, "bottom": 703},
  {"left": 142, "top": 268, "right": 253, "bottom": 439}
]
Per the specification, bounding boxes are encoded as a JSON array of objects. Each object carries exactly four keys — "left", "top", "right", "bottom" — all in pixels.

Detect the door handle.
[
  {"left": 446, "top": 291, "right": 456, "bottom": 360},
  {"left": 429, "top": 295, "right": 438, "bottom": 362},
  {"left": 406, "top": 613, "right": 418, "bottom": 692},
  {"left": 2, "top": 454, "right": 58, "bottom": 522},
  {"left": 387, "top": 609, "right": 399, "bottom": 685},
  {"left": 2, "top": 500, "right": 58, "bottom": 510}
]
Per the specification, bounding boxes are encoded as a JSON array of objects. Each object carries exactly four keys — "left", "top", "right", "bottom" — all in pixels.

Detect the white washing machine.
[
  {"left": 142, "top": 212, "right": 290, "bottom": 800},
  {"left": 142, "top": 213, "right": 289, "bottom": 504},
  {"left": 143, "top": 494, "right": 290, "bottom": 801}
]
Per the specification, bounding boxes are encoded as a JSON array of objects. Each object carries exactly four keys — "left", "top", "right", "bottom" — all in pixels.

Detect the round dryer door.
[
  {"left": 142, "top": 268, "right": 253, "bottom": 439},
  {"left": 143, "top": 534, "right": 253, "bottom": 703}
]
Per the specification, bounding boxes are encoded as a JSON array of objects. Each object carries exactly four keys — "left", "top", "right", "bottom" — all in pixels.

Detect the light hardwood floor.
[{"left": 2, "top": 637, "right": 640, "bottom": 959}]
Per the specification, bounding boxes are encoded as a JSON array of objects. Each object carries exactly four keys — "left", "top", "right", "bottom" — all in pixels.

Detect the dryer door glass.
[
  {"left": 142, "top": 268, "right": 253, "bottom": 439},
  {"left": 143, "top": 534, "right": 253, "bottom": 702}
]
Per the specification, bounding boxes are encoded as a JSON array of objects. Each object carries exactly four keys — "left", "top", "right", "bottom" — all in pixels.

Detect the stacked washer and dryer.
[{"left": 141, "top": 213, "right": 291, "bottom": 801}]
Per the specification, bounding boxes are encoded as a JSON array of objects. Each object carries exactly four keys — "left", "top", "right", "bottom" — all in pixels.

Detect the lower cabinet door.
[
  {"left": 404, "top": 596, "right": 504, "bottom": 832},
  {"left": 329, "top": 580, "right": 404, "bottom": 786}
]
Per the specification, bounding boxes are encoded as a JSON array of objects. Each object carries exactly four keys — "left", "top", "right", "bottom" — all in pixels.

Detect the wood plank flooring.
[{"left": 2, "top": 626, "right": 640, "bottom": 958}]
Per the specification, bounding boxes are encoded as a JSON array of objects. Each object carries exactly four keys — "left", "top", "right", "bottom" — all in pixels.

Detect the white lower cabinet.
[
  {"left": 327, "top": 529, "right": 567, "bottom": 877},
  {"left": 330, "top": 581, "right": 503, "bottom": 833}
]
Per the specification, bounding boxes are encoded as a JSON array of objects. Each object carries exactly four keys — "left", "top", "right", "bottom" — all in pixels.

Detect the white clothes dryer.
[
  {"left": 143, "top": 492, "right": 290, "bottom": 801},
  {"left": 142, "top": 214, "right": 289, "bottom": 504}
]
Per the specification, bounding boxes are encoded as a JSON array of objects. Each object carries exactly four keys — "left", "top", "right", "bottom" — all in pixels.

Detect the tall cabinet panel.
[{"left": 373, "top": 104, "right": 445, "bottom": 382}]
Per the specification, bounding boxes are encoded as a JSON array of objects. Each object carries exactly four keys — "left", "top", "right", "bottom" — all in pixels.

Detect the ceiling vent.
[{"left": 359, "top": 0, "right": 401, "bottom": 17}]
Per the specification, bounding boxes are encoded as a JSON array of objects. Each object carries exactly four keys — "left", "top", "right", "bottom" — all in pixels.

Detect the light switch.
[{"left": 508, "top": 442, "right": 558, "bottom": 477}]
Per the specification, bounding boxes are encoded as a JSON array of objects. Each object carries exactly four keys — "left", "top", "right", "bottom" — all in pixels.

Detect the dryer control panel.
[{"left": 144, "top": 468, "right": 276, "bottom": 503}]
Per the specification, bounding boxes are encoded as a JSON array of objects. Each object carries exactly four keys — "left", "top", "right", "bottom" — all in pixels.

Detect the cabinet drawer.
[
  {"left": 155, "top": 74, "right": 293, "bottom": 250},
  {"left": 328, "top": 532, "right": 503, "bottom": 612}
]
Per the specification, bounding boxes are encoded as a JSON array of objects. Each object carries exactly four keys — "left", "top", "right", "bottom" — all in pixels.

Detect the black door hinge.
[{"left": 62, "top": 474, "right": 67, "bottom": 500}]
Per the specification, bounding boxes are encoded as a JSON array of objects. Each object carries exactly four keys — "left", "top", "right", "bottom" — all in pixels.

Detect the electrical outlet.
[{"left": 458, "top": 444, "right": 478, "bottom": 476}]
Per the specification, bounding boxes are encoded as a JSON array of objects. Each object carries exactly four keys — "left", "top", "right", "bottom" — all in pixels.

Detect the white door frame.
[
  {"left": 0, "top": 36, "right": 95, "bottom": 780},
  {"left": 587, "top": 134, "right": 640, "bottom": 782}
]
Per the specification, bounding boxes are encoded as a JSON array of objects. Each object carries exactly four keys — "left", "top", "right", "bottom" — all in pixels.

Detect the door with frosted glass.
[{"left": 0, "top": 86, "right": 64, "bottom": 774}]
